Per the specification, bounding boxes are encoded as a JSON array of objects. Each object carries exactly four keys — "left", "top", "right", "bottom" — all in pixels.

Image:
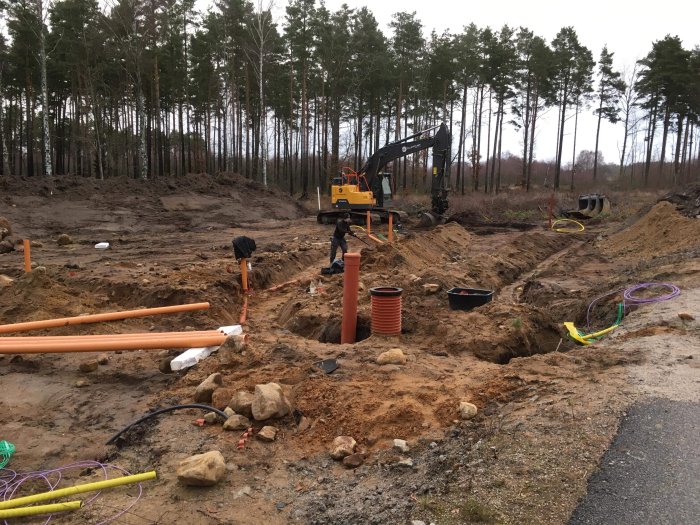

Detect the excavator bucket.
[{"left": 564, "top": 194, "right": 611, "bottom": 219}]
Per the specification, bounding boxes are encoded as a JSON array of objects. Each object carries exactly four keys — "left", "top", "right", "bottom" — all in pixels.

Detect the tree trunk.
[
  {"left": 39, "top": 2, "right": 52, "bottom": 177},
  {"left": 593, "top": 95, "right": 603, "bottom": 180}
]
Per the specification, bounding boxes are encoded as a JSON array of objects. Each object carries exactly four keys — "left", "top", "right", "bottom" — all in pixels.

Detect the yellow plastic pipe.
[
  {"left": 0, "top": 500, "right": 82, "bottom": 519},
  {"left": 0, "top": 303, "right": 210, "bottom": 334},
  {"left": 0, "top": 471, "right": 157, "bottom": 510}
]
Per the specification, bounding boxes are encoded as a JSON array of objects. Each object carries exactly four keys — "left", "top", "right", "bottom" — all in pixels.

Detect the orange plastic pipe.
[
  {"left": 0, "top": 334, "right": 226, "bottom": 354},
  {"left": 366, "top": 211, "right": 371, "bottom": 235},
  {"left": 23, "top": 240, "right": 31, "bottom": 272},
  {"left": 240, "top": 258, "right": 248, "bottom": 293},
  {"left": 239, "top": 296, "right": 248, "bottom": 324},
  {"left": 367, "top": 234, "right": 384, "bottom": 244},
  {"left": 388, "top": 214, "right": 393, "bottom": 243},
  {"left": 265, "top": 278, "right": 299, "bottom": 292},
  {"left": 0, "top": 331, "right": 224, "bottom": 344},
  {"left": 0, "top": 303, "right": 210, "bottom": 334},
  {"left": 341, "top": 252, "right": 361, "bottom": 344}
]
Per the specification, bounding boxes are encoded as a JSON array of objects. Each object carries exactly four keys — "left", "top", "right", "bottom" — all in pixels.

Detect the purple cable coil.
[
  {"left": 623, "top": 282, "right": 681, "bottom": 305},
  {"left": 0, "top": 461, "right": 143, "bottom": 525},
  {"left": 586, "top": 282, "right": 681, "bottom": 332}
]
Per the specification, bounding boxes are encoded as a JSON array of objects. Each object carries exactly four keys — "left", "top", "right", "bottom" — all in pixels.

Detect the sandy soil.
[{"left": 1, "top": 176, "right": 699, "bottom": 524}]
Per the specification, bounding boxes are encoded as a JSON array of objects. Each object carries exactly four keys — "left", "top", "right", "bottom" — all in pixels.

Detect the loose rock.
[
  {"left": 459, "top": 401, "right": 478, "bottom": 420},
  {"left": 229, "top": 391, "right": 255, "bottom": 418},
  {"left": 423, "top": 283, "right": 440, "bottom": 294},
  {"left": 75, "top": 379, "right": 90, "bottom": 388},
  {"left": 0, "top": 240, "right": 13, "bottom": 254},
  {"left": 256, "top": 426, "right": 278, "bottom": 442},
  {"left": 211, "top": 388, "right": 235, "bottom": 410},
  {"left": 223, "top": 407, "right": 235, "bottom": 418},
  {"left": 0, "top": 216, "right": 11, "bottom": 239},
  {"left": 0, "top": 275, "right": 14, "bottom": 287},
  {"left": 158, "top": 357, "right": 173, "bottom": 374},
  {"left": 330, "top": 436, "right": 356, "bottom": 460},
  {"left": 342, "top": 453, "right": 365, "bottom": 469},
  {"left": 393, "top": 439, "right": 410, "bottom": 453},
  {"left": 251, "top": 383, "right": 291, "bottom": 420},
  {"left": 176, "top": 450, "right": 226, "bottom": 487},
  {"left": 78, "top": 360, "right": 99, "bottom": 373},
  {"left": 377, "top": 348, "right": 407, "bottom": 365},
  {"left": 223, "top": 414, "right": 252, "bottom": 431},
  {"left": 678, "top": 312, "right": 695, "bottom": 321},
  {"left": 97, "top": 354, "right": 110, "bottom": 365},
  {"left": 203, "top": 412, "right": 218, "bottom": 424},
  {"left": 56, "top": 233, "right": 73, "bottom": 246},
  {"left": 194, "top": 372, "right": 223, "bottom": 403}
]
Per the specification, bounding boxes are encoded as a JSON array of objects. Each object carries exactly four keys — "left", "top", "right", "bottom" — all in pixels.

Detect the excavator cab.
[{"left": 330, "top": 167, "right": 375, "bottom": 210}]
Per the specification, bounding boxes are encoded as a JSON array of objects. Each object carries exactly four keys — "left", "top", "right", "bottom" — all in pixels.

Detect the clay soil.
[{"left": 1, "top": 177, "right": 700, "bottom": 524}]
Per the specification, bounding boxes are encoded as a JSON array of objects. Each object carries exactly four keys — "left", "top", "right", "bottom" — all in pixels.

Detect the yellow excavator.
[{"left": 317, "top": 123, "right": 452, "bottom": 226}]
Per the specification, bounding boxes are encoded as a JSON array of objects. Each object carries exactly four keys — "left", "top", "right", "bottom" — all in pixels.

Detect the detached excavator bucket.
[{"left": 564, "top": 194, "right": 611, "bottom": 219}]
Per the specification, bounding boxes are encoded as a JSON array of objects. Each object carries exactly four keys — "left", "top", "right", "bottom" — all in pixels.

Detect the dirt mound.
[
  {"left": 660, "top": 183, "right": 700, "bottom": 218},
  {"left": 0, "top": 173, "right": 308, "bottom": 238},
  {"left": 601, "top": 201, "right": 700, "bottom": 260},
  {"left": 363, "top": 222, "right": 475, "bottom": 276}
]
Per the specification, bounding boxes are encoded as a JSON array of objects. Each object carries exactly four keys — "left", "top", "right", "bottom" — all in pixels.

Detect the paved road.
[{"left": 569, "top": 398, "right": 700, "bottom": 525}]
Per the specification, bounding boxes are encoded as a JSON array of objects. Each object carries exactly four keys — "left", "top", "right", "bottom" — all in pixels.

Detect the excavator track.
[{"left": 317, "top": 208, "right": 405, "bottom": 227}]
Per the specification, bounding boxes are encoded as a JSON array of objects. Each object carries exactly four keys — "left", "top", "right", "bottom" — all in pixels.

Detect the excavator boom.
[{"left": 317, "top": 123, "right": 452, "bottom": 225}]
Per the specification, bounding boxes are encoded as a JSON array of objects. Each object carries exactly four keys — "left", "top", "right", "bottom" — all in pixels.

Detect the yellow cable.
[
  {"left": 0, "top": 471, "right": 156, "bottom": 510},
  {"left": 0, "top": 500, "right": 82, "bottom": 519},
  {"left": 551, "top": 218, "right": 585, "bottom": 233}
]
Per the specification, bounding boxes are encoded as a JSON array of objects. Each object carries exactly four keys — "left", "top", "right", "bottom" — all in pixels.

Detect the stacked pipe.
[
  {"left": 0, "top": 302, "right": 225, "bottom": 354},
  {"left": 0, "top": 331, "right": 227, "bottom": 354}
]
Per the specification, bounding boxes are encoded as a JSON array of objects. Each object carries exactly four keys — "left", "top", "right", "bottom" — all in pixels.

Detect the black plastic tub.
[{"left": 447, "top": 288, "right": 494, "bottom": 311}]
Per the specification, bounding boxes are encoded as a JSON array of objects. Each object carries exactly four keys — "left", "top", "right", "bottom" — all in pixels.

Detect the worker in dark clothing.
[
  {"left": 232, "top": 235, "right": 256, "bottom": 262},
  {"left": 329, "top": 213, "right": 356, "bottom": 265}
]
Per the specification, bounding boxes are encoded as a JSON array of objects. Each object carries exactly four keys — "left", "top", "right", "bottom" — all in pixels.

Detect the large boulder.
[
  {"left": 251, "top": 383, "right": 291, "bottom": 421},
  {"left": 228, "top": 391, "right": 254, "bottom": 418},
  {"left": 176, "top": 450, "right": 226, "bottom": 487},
  {"left": 376, "top": 348, "right": 407, "bottom": 365},
  {"left": 330, "top": 436, "right": 356, "bottom": 460},
  {"left": 193, "top": 373, "right": 223, "bottom": 403},
  {"left": 223, "top": 414, "right": 252, "bottom": 431}
]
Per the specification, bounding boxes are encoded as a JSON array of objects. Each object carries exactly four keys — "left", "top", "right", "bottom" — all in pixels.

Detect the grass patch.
[{"left": 416, "top": 495, "right": 501, "bottom": 524}]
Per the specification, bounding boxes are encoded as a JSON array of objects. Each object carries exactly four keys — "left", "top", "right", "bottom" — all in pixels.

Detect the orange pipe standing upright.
[
  {"left": 341, "top": 253, "right": 361, "bottom": 344},
  {"left": 23, "top": 240, "right": 31, "bottom": 272},
  {"left": 388, "top": 214, "right": 393, "bottom": 243},
  {"left": 370, "top": 287, "right": 403, "bottom": 336},
  {"left": 240, "top": 258, "right": 248, "bottom": 293}
]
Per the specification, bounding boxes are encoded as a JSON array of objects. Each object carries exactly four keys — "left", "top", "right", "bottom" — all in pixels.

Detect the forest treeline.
[{"left": 0, "top": 0, "right": 698, "bottom": 194}]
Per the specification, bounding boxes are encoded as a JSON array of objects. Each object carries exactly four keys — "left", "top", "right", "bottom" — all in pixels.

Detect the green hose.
[{"left": 0, "top": 440, "right": 15, "bottom": 469}]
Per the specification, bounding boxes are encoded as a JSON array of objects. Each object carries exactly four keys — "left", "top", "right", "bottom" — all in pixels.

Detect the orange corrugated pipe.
[
  {"left": 0, "top": 334, "right": 226, "bottom": 354},
  {"left": 341, "top": 252, "right": 361, "bottom": 344},
  {"left": 23, "top": 240, "right": 31, "bottom": 272},
  {"left": 0, "top": 303, "right": 210, "bottom": 334},
  {"left": 370, "top": 287, "right": 403, "bottom": 336}
]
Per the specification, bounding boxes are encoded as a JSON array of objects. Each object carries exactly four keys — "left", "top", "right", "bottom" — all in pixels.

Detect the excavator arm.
[{"left": 358, "top": 123, "right": 451, "bottom": 215}]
